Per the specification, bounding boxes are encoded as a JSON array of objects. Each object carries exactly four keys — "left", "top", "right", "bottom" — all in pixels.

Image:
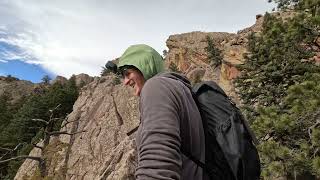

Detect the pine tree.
[
  {"left": 0, "top": 78, "right": 79, "bottom": 179},
  {"left": 41, "top": 75, "right": 51, "bottom": 85},
  {"left": 235, "top": 11, "right": 319, "bottom": 112},
  {"left": 236, "top": 0, "right": 320, "bottom": 178},
  {"left": 205, "top": 36, "right": 223, "bottom": 69},
  {"left": 0, "top": 92, "right": 12, "bottom": 131},
  {"left": 168, "top": 62, "right": 181, "bottom": 73},
  {"left": 252, "top": 74, "right": 320, "bottom": 178}
]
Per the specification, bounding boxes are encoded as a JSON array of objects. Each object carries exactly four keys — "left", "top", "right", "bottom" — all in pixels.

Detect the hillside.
[
  {"left": 0, "top": 74, "right": 94, "bottom": 179},
  {"left": 0, "top": 76, "right": 35, "bottom": 104}
]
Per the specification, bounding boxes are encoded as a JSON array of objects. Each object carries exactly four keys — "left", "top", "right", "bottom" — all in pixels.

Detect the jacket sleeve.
[{"left": 135, "top": 77, "right": 182, "bottom": 180}]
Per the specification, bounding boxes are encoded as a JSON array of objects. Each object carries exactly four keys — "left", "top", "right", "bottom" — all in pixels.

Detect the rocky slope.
[
  {"left": 0, "top": 73, "right": 94, "bottom": 104},
  {"left": 15, "top": 75, "right": 139, "bottom": 180},
  {"left": 165, "top": 15, "right": 264, "bottom": 103},
  {"left": 0, "top": 76, "right": 35, "bottom": 104},
  {"left": 51, "top": 73, "right": 94, "bottom": 87},
  {"left": 15, "top": 15, "right": 267, "bottom": 179}
]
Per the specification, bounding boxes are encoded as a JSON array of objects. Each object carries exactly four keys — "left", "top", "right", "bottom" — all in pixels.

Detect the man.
[{"left": 117, "top": 44, "right": 207, "bottom": 180}]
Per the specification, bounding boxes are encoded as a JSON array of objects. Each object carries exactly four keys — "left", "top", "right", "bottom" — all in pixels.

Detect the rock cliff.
[
  {"left": 15, "top": 75, "right": 140, "bottom": 180},
  {"left": 52, "top": 74, "right": 94, "bottom": 88},
  {"left": 165, "top": 15, "right": 264, "bottom": 102}
]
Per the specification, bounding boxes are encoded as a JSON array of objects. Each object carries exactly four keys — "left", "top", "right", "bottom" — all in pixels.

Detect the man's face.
[{"left": 122, "top": 68, "right": 145, "bottom": 96}]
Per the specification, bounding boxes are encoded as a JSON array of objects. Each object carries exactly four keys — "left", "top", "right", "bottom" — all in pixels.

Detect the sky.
[{"left": 0, "top": 0, "right": 275, "bottom": 83}]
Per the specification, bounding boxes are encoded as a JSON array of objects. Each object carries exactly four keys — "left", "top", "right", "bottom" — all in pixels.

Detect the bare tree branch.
[
  {"left": 51, "top": 117, "right": 63, "bottom": 121},
  {"left": 0, "top": 147, "right": 11, "bottom": 151},
  {"left": 31, "top": 119, "right": 49, "bottom": 125},
  {"left": 0, "top": 143, "right": 23, "bottom": 160},
  {"left": 12, "top": 143, "right": 22, "bottom": 151},
  {"left": 49, "top": 104, "right": 61, "bottom": 122},
  {"left": 32, "top": 143, "right": 44, "bottom": 150},
  {"left": 48, "top": 117, "right": 64, "bottom": 124},
  {"left": 53, "top": 104, "right": 61, "bottom": 111},
  {"left": 0, "top": 155, "right": 43, "bottom": 164},
  {"left": 0, "top": 104, "right": 71, "bottom": 177},
  {"left": 61, "top": 119, "right": 80, "bottom": 129},
  {"left": 313, "top": 148, "right": 319, "bottom": 158}
]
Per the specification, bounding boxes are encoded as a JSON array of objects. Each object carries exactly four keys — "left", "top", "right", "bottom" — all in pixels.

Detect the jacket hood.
[
  {"left": 157, "top": 72, "right": 192, "bottom": 89},
  {"left": 118, "top": 44, "right": 164, "bottom": 81}
]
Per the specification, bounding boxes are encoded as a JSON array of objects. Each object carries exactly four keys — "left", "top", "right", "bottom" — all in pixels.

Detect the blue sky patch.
[
  {"left": 0, "top": 40, "right": 54, "bottom": 83},
  {"left": 0, "top": 60, "right": 54, "bottom": 83}
]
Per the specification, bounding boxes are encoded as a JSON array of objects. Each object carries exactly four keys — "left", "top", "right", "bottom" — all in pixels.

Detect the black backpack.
[{"left": 182, "top": 81, "right": 261, "bottom": 180}]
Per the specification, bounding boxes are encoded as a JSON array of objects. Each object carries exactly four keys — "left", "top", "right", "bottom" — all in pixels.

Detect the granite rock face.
[
  {"left": 51, "top": 76, "right": 68, "bottom": 85},
  {"left": 73, "top": 73, "right": 94, "bottom": 87},
  {"left": 15, "top": 75, "right": 139, "bottom": 180},
  {"left": 165, "top": 15, "right": 264, "bottom": 102},
  {"left": 52, "top": 73, "right": 94, "bottom": 88}
]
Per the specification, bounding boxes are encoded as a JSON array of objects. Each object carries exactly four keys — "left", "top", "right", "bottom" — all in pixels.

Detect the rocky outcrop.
[
  {"left": 52, "top": 76, "right": 68, "bottom": 85},
  {"left": 166, "top": 31, "right": 237, "bottom": 73},
  {"left": 73, "top": 73, "right": 94, "bottom": 87},
  {"left": 15, "top": 75, "right": 139, "bottom": 180},
  {"left": 0, "top": 76, "right": 35, "bottom": 104},
  {"left": 165, "top": 15, "right": 265, "bottom": 102},
  {"left": 52, "top": 74, "right": 94, "bottom": 88}
]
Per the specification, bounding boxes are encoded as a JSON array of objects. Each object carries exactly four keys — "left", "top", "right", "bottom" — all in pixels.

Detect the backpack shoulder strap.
[{"left": 181, "top": 148, "right": 206, "bottom": 169}]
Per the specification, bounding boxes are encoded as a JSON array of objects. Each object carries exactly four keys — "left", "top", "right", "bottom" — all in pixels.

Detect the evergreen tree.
[
  {"left": 0, "top": 92, "right": 12, "bottom": 131},
  {"left": 41, "top": 75, "right": 51, "bottom": 85},
  {"left": 0, "top": 91, "right": 29, "bottom": 179},
  {"left": 252, "top": 74, "right": 320, "bottom": 178},
  {"left": 270, "top": 0, "right": 320, "bottom": 17},
  {"left": 0, "top": 78, "right": 79, "bottom": 179},
  {"left": 4, "top": 75, "right": 19, "bottom": 82},
  {"left": 205, "top": 36, "right": 223, "bottom": 69},
  {"left": 236, "top": 0, "right": 320, "bottom": 178},
  {"left": 235, "top": 11, "right": 319, "bottom": 117},
  {"left": 0, "top": 92, "right": 12, "bottom": 178},
  {"left": 168, "top": 62, "right": 181, "bottom": 73}
]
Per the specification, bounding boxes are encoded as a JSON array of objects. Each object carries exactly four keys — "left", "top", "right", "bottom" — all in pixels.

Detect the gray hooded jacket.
[{"left": 135, "top": 72, "right": 207, "bottom": 180}]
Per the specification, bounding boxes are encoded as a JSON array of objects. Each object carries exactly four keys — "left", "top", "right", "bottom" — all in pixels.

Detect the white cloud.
[
  {"left": 1, "top": 50, "right": 27, "bottom": 61},
  {"left": 0, "top": 0, "right": 274, "bottom": 78}
]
